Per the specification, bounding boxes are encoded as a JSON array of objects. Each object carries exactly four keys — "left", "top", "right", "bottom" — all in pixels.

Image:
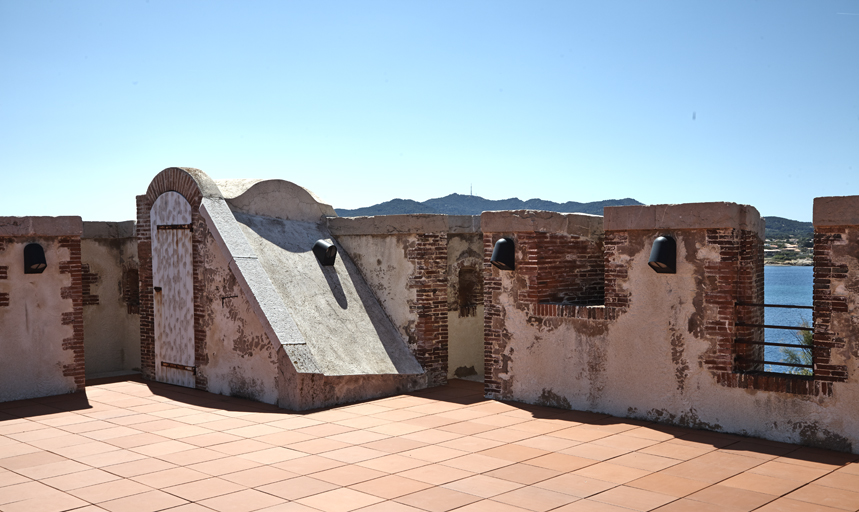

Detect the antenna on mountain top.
[{"left": 470, "top": 184, "right": 472, "bottom": 196}]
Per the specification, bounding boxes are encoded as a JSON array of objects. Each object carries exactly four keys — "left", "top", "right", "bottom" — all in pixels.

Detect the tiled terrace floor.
[{"left": 2, "top": 379, "right": 859, "bottom": 512}]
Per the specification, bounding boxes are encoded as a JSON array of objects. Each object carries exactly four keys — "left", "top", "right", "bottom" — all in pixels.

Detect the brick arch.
[
  {"left": 145, "top": 167, "right": 212, "bottom": 207},
  {"left": 137, "top": 167, "right": 218, "bottom": 390}
]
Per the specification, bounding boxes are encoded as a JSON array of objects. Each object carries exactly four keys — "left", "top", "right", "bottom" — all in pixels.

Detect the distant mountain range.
[
  {"left": 334, "top": 195, "right": 813, "bottom": 239},
  {"left": 335, "top": 194, "right": 642, "bottom": 217}
]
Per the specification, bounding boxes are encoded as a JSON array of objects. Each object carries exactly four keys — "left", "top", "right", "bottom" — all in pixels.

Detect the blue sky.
[{"left": 1, "top": 1, "right": 857, "bottom": 222}]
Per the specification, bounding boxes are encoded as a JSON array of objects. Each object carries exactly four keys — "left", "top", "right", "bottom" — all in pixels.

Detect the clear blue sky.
[{"left": 1, "top": 1, "right": 857, "bottom": 222}]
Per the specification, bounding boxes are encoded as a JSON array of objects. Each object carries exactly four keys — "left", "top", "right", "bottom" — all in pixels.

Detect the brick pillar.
[
  {"left": 58, "top": 236, "right": 85, "bottom": 391},
  {"left": 812, "top": 227, "right": 850, "bottom": 383},
  {"left": 407, "top": 233, "right": 449, "bottom": 386},
  {"left": 483, "top": 233, "right": 504, "bottom": 399},
  {"left": 603, "top": 231, "right": 630, "bottom": 310},
  {"left": 137, "top": 195, "right": 155, "bottom": 381}
]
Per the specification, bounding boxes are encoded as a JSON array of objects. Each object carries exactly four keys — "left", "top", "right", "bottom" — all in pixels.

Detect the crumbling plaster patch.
[
  {"left": 828, "top": 226, "right": 859, "bottom": 366},
  {"left": 199, "top": 226, "right": 278, "bottom": 404},
  {"left": 447, "top": 233, "right": 484, "bottom": 380}
]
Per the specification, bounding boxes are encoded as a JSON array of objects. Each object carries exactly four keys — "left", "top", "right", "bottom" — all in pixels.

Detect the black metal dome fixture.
[
  {"left": 24, "top": 243, "right": 47, "bottom": 274},
  {"left": 313, "top": 239, "right": 338, "bottom": 266},
  {"left": 648, "top": 235, "right": 676, "bottom": 274},
  {"left": 490, "top": 237, "right": 515, "bottom": 271}
]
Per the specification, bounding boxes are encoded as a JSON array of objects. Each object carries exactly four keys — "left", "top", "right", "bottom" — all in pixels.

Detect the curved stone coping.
[
  {"left": 328, "top": 214, "right": 480, "bottom": 235},
  {"left": 481, "top": 210, "right": 603, "bottom": 239},
  {"left": 604, "top": 202, "right": 763, "bottom": 236},
  {"left": 0, "top": 216, "right": 83, "bottom": 237},
  {"left": 218, "top": 179, "right": 336, "bottom": 222},
  {"left": 814, "top": 196, "right": 859, "bottom": 227}
]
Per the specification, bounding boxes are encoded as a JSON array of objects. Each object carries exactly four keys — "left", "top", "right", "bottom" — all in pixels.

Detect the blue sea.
[{"left": 763, "top": 266, "right": 813, "bottom": 372}]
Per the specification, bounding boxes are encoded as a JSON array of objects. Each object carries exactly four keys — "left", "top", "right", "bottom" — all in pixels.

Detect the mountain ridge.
[
  {"left": 335, "top": 193, "right": 642, "bottom": 217},
  {"left": 334, "top": 195, "right": 813, "bottom": 238}
]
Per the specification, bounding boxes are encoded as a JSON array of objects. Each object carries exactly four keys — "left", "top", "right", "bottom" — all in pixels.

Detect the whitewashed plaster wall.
[
  {"left": 81, "top": 222, "right": 141, "bottom": 378},
  {"left": 331, "top": 234, "right": 417, "bottom": 353},
  {"left": 0, "top": 219, "right": 81, "bottom": 401},
  {"left": 198, "top": 220, "right": 279, "bottom": 404},
  {"left": 488, "top": 203, "right": 859, "bottom": 453}
]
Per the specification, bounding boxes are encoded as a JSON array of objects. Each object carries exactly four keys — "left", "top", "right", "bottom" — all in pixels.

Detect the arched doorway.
[{"left": 151, "top": 191, "right": 195, "bottom": 387}]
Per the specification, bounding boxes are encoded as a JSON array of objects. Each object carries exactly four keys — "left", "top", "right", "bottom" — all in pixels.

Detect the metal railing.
[{"left": 734, "top": 302, "right": 814, "bottom": 371}]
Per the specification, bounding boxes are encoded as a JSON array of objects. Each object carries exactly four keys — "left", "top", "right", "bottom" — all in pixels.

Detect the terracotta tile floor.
[{"left": 2, "top": 378, "right": 859, "bottom": 512}]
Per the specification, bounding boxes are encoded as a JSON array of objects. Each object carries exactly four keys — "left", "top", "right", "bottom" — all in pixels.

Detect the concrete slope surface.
[{"left": 232, "top": 211, "right": 423, "bottom": 377}]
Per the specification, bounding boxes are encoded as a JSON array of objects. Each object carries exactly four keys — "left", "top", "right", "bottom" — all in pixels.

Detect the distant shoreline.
[{"left": 765, "top": 261, "right": 813, "bottom": 267}]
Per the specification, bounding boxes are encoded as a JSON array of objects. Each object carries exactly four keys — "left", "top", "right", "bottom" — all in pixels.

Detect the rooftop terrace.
[{"left": 2, "top": 379, "right": 858, "bottom": 512}]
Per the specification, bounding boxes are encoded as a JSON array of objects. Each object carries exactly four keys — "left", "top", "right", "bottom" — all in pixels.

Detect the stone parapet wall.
[
  {"left": 0, "top": 217, "right": 85, "bottom": 401},
  {"left": 481, "top": 210, "right": 606, "bottom": 399},
  {"left": 480, "top": 202, "right": 859, "bottom": 452},
  {"left": 328, "top": 214, "right": 480, "bottom": 236}
]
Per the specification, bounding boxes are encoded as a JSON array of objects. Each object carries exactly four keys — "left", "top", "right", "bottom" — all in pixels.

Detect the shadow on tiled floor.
[{"left": 2, "top": 378, "right": 858, "bottom": 512}]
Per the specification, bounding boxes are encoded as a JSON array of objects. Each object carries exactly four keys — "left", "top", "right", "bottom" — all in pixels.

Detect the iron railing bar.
[
  {"left": 735, "top": 341, "right": 813, "bottom": 350},
  {"left": 735, "top": 303, "right": 814, "bottom": 310},
  {"left": 736, "top": 359, "right": 814, "bottom": 369},
  {"left": 736, "top": 322, "right": 814, "bottom": 331}
]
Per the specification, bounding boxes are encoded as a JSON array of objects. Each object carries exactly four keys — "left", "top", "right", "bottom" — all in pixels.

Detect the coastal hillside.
[{"left": 762, "top": 216, "right": 814, "bottom": 238}]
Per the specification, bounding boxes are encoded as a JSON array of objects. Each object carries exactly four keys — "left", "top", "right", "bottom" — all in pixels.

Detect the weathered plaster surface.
[
  {"left": 814, "top": 196, "right": 859, "bottom": 227},
  {"left": 333, "top": 234, "right": 416, "bottom": 354},
  {"left": 219, "top": 179, "right": 336, "bottom": 221},
  {"left": 447, "top": 233, "right": 484, "bottom": 380},
  {"left": 328, "top": 214, "right": 452, "bottom": 236},
  {"left": 198, "top": 223, "right": 279, "bottom": 404},
  {"left": 82, "top": 221, "right": 141, "bottom": 377},
  {"left": 488, "top": 202, "right": 859, "bottom": 453},
  {"left": 482, "top": 210, "right": 603, "bottom": 238},
  {"left": 0, "top": 217, "right": 82, "bottom": 401},
  {"left": 193, "top": 176, "right": 427, "bottom": 410},
  {"left": 605, "top": 202, "right": 764, "bottom": 236},
  {"left": 233, "top": 212, "right": 421, "bottom": 376}
]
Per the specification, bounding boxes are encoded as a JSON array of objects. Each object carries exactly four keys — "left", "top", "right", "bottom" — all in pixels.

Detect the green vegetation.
[
  {"left": 779, "top": 320, "right": 814, "bottom": 375},
  {"left": 762, "top": 216, "right": 813, "bottom": 238}
]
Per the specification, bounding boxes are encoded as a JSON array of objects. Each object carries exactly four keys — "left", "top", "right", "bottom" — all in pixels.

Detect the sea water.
[{"left": 763, "top": 266, "right": 813, "bottom": 372}]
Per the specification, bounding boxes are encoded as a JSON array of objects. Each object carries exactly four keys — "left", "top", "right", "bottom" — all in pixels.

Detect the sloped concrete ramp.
[
  {"left": 197, "top": 177, "right": 426, "bottom": 409},
  {"left": 233, "top": 211, "right": 422, "bottom": 376}
]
